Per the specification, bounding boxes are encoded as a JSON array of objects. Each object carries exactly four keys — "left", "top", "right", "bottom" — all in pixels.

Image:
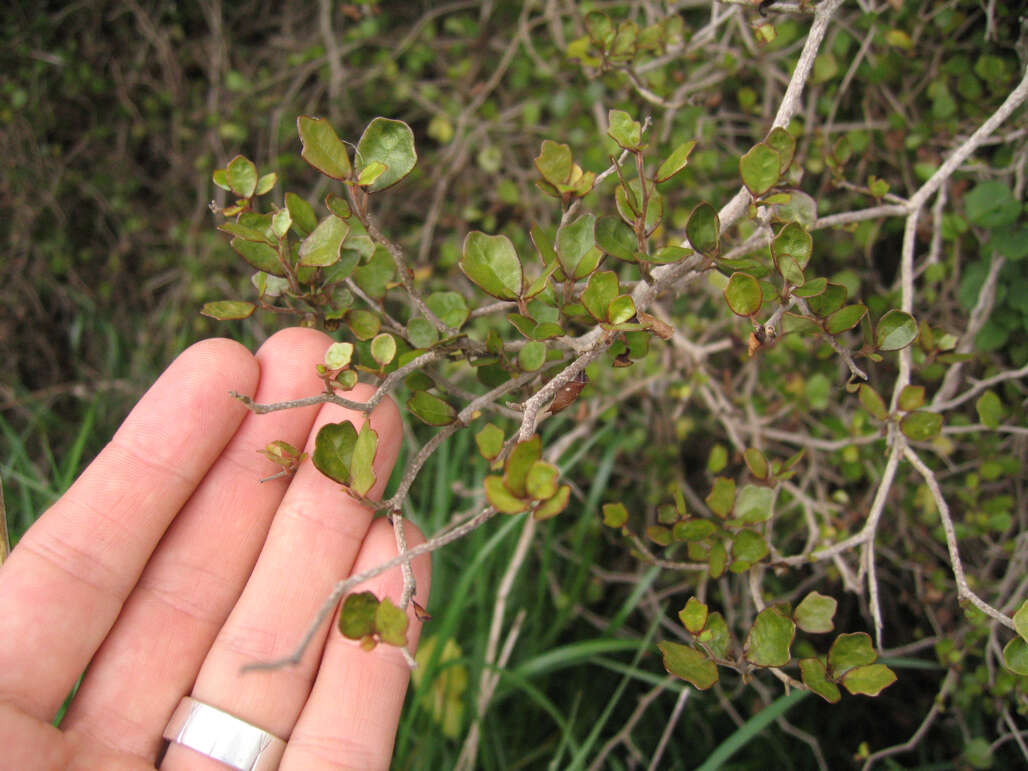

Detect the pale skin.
[{"left": 0, "top": 327, "right": 430, "bottom": 770}]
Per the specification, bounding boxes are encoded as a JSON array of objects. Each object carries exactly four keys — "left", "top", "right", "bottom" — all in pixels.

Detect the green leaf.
[
  {"left": 475, "top": 423, "right": 504, "bottom": 461},
  {"left": 975, "top": 390, "right": 1004, "bottom": 429},
  {"left": 602, "top": 502, "right": 629, "bottom": 528},
  {"left": 325, "top": 342, "right": 354, "bottom": 370},
  {"left": 698, "top": 611, "right": 730, "bottom": 658},
  {"left": 355, "top": 117, "right": 417, "bottom": 191},
  {"left": 724, "top": 272, "right": 762, "bottom": 316},
  {"left": 679, "top": 597, "right": 709, "bottom": 635},
  {"left": 734, "top": 484, "right": 774, "bottom": 524},
  {"left": 231, "top": 237, "right": 282, "bottom": 276},
  {"left": 485, "top": 475, "right": 529, "bottom": 514},
  {"left": 607, "top": 109, "right": 642, "bottom": 149},
  {"left": 407, "top": 317, "right": 439, "bottom": 349},
  {"left": 339, "top": 591, "right": 378, "bottom": 638},
  {"left": 841, "top": 664, "right": 897, "bottom": 696},
  {"left": 739, "top": 142, "right": 781, "bottom": 197},
  {"left": 655, "top": 140, "right": 697, "bottom": 182},
  {"left": 827, "top": 632, "right": 876, "bottom": 677},
  {"left": 518, "top": 340, "right": 547, "bottom": 372},
  {"left": 426, "top": 291, "right": 470, "bottom": 329},
  {"left": 581, "top": 270, "right": 618, "bottom": 320},
  {"left": 731, "top": 529, "right": 768, "bottom": 564},
  {"left": 673, "top": 519, "right": 716, "bottom": 541},
  {"left": 875, "top": 310, "right": 918, "bottom": 351},
  {"left": 900, "top": 410, "right": 943, "bottom": 441},
  {"left": 347, "top": 309, "right": 381, "bottom": 340},
  {"left": 799, "top": 658, "right": 841, "bottom": 703},
  {"left": 271, "top": 209, "right": 292, "bottom": 239},
  {"left": 557, "top": 214, "right": 599, "bottom": 279},
  {"left": 648, "top": 246, "right": 691, "bottom": 265},
  {"left": 407, "top": 391, "right": 457, "bottom": 426},
  {"left": 370, "top": 333, "right": 397, "bottom": 367},
  {"left": 461, "top": 231, "right": 524, "bottom": 300},
  {"left": 964, "top": 181, "right": 1020, "bottom": 228},
  {"left": 1002, "top": 636, "right": 1028, "bottom": 675},
  {"left": 201, "top": 300, "right": 255, "bottom": 320},
  {"left": 898, "top": 385, "right": 925, "bottom": 412},
  {"left": 226, "top": 155, "right": 258, "bottom": 198},
  {"left": 298, "top": 215, "right": 349, "bottom": 267},
  {"left": 505, "top": 436, "right": 541, "bottom": 499},
  {"left": 807, "top": 282, "right": 847, "bottom": 316},
  {"left": 686, "top": 202, "right": 720, "bottom": 256},
  {"left": 793, "top": 277, "right": 827, "bottom": 298},
  {"left": 595, "top": 216, "right": 637, "bottom": 262},
  {"left": 824, "top": 303, "right": 867, "bottom": 335},
  {"left": 765, "top": 127, "right": 796, "bottom": 173},
  {"left": 350, "top": 421, "right": 378, "bottom": 496},
  {"left": 772, "top": 223, "right": 812, "bottom": 272},
  {"left": 607, "top": 295, "right": 636, "bottom": 325},
  {"left": 525, "top": 460, "right": 559, "bottom": 500},
  {"left": 744, "top": 607, "right": 795, "bottom": 667},
  {"left": 374, "top": 597, "right": 409, "bottom": 647},
  {"left": 286, "top": 192, "right": 318, "bottom": 236},
  {"left": 743, "top": 448, "right": 768, "bottom": 480},
  {"left": 858, "top": 384, "right": 889, "bottom": 421},
  {"left": 1013, "top": 598, "right": 1028, "bottom": 642},
  {"left": 963, "top": 738, "right": 994, "bottom": 771},
  {"left": 255, "top": 172, "right": 277, "bottom": 195},
  {"left": 353, "top": 246, "right": 395, "bottom": 299},
  {"left": 707, "top": 444, "right": 728, "bottom": 473},
  {"left": 533, "top": 485, "right": 570, "bottom": 520},
  {"left": 705, "top": 477, "right": 735, "bottom": 518},
  {"left": 658, "top": 641, "right": 719, "bottom": 690},
  {"left": 615, "top": 178, "right": 662, "bottom": 232},
  {"left": 356, "top": 159, "right": 388, "bottom": 187},
  {"left": 534, "top": 140, "right": 572, "bottom": 186},
  {"left": 298, "top": 116, "right": 352, "bottom": 180},
  {"left": 313, "top": 421, "right": 359, "bottom": 485},
  {"left": 990, "top": 225, "right": 1028, "bottom": 259},
  {"left": 793, "top": 592, "right": 837, "bottom": 634}
]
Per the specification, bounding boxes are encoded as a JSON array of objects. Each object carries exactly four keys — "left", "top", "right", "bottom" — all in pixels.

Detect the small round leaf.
[
  {"left": 724, "top": 272, "right": 762, "bottom": 316},
  {"left": 739, "top": 142, "right": 781, "bottom": 197},
  {"left": 875, "top": 310, "right": 918, "bottom": 351},
  {"left": 461, "top": 232, "right": 524, "bottom": 300}
]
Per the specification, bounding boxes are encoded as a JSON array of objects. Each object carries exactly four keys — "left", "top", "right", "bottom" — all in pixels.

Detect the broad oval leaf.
[
  {"left": 557, "top": 214, "right": 598, "bottom": 278},
  {"left": 858, "top": 384, "right": 889, "bottom": 421},
  {"left": 824, "top": 303, "right": 867, "bottom": 335},
  {"left": 679, "top": 597, "right": 708, "bottom": 635},
  {"left": 350, "top": 421, "right": 378, "bottom": 496},
  {"left": 581, "top": 270, "right": 618, "bottom": 320},
  {"left": 827, "top": 632, "right": 876, "bottom": 677},
  {"left": 313, "top": 420, "right": 359, "bottom": 485},
  {"left": 1003, "top": 636, "right": 1028, "bottom": 675},
  {"left": 518, "top": 340, "right": 547, "bottom": 372},
  {"left": 298, "top": 215, "right": 349, "bottom": 267},
  {"left": 765, "top": 127, "right": 796, "bottom": 173},
  {"left": 201, "top": 300, "right": 255, "bottom": 320},
  {"left": 370, "top": 333, "right": 397, "bottom": 367},
  {"left": 607, "top": 295, "right": 636, "bottom": 325},
  {"left": 485, "top": 475, "right": 529, "bottom": 514},
  {"left": 426, "top": 291, "right": 470, "bottom": 329},
  {"left": 374, "top": 597, "right": 409, "bottom": 647},
  {"left": 356, "top": 117, "right": 417, "bottom": 191},
  {"left": 793, "top": 592, "right": 837, "bottom": 634},
  {"left": 900, "top": 410, "right": 943, "bottom": 441},
  {"left": 461, "top": 231, "right": 524, "bottom": 300},
  {"left": 475, "top": 423, "right": 504, "bottom": 460},
  {"left": 875, "top": 310, "right": 918, "bottom": 351},
  {"left": 595, "top": 215, "right": 637, "bottom": 262},
  {"left": 841, "top": 663, "right": 897, "bottom": 696},
  {"left": 505, "top": 436, "right": 542, "bottom": 499},
  {"left": 724, "top": 272, "right": 762, "bottom": 316},
  {"left": 739, "top": 142, "right": 781, "bottom": 197},
  {"left": 533, "top": 484, "right": 570, "bottom": 520},
  {"left": 407, "top": 390, "right": 457, "bottom": 426},
  {"left": 607, "top": 109, "right": 642, "bottom": 150},
  {"left": 325, "top": 342, "right": 354, "bottom": 370},
  {"left": 658, "top": 641, "right": 719, "bottom": 689},
  {"left": 744, "top": 607, "right": 795, "bottom": 667},
  {"left": 686, "top": 202, "right": 720, "bottom": 256},
  {"left": 226, "top": 155, "right": 258, "bottom": 198},
  {"left": 230, "top": 238, "right": 282, "bottom": 276},
  {"left": 339, "top": 591, "right": 378, "bottom": 638},
  {"left": 298, "top": 116, "right": 352, "bottom": 180}
]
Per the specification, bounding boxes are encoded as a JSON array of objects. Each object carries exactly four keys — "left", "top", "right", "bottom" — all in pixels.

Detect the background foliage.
[{"left": 3, "top": 1, "right": 1027, "bottom": 768}]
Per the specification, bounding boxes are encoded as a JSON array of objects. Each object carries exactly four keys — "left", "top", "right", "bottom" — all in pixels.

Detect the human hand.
[{"left": 0, "top": 327, "right": 430, "bottom": 770}]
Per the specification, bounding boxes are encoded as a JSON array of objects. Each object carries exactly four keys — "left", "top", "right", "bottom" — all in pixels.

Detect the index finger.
[{"left": 0, "top": 338, "right": 259, "bottom": 720}]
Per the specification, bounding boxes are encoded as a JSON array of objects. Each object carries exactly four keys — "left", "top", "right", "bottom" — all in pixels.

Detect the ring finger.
[{"left": 161, "top": 388, "right": 403, "bottom": 769}]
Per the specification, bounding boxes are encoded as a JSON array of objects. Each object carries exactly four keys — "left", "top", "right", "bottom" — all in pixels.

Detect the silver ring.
[{"left": 163, "top": 696, "right": 286, "bottom": 771}]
